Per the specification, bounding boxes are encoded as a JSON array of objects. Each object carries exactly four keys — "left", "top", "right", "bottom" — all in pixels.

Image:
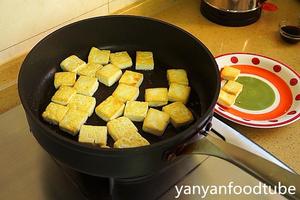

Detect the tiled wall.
[{"left": 0, "top": 0, "right": 141, "bottom": 65}]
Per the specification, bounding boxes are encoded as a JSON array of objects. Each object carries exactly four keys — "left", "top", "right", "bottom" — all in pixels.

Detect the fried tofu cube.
[
  {"left": 135, "top": 51, "right": 154, "bottom": 70},
  {"left": 167, "top": 69, "right": 189, "bottom": 85},
  {"left": 222, "top": 80, "right": 243, "bottom": 96},
  {"left": 78, "top": 125, "right": 107, "bottom": 146},
  {"left": 218, "top": 90, "right": 237, "bottom": 107},
  {"left": 221, "top": 66, "right": 240, "bottom": 81},
  {"left": 114, "top": 135, "right": 149, "bottom": 148},
  {"left": 112, "top": 84, "right": 139, "bottom": 103},
  {"left": 119, "top": 70, "right": 144, "bottom": 87},
  {"left": 221, "top": 79, "right": 227, "bottom": 88},
  {"left": 96, "top": 64, "right": 122, "bottom": 87},
  {"left": 95, "top": 96, "right": 125, "bottom": 122},
  {"left": 77, "top": 63, "right": 103, "bottom": 77},
  {"left": 124, "top": 101, "right": 149, "bottom": 122},
  {"left": 163, "top": 102, "right": 194, "bottom": 128},
  {"left": 73, "top": 76, "right": 99, "bottom": 96},
  {"left": 68, "top": 94, "right": 96, "bottom": 116},
  {"left": 107, "top": 116, "right": 139, "bottom": 141},
  {"left": 60, "top": 55, "right": 86, "bottom": 73},
  {"left": 51, "top": 86, "right": 77, "bottom": 105},
  {"left": 59, "top": 108, "right": 88, "bottom": 135},
  {"left": 110, "top": 51, "right": 132, "bottom": 69},
  {"left": 168, "top": 83, "right": 191, "bottom": 104},
  {"left": 145, "top": 88, "right": 168, "bottom": 107},
  {"left": 54, "top": 72, "right": 76, "bottom": 89},
  {"left": 88, "top": 47, "right": 110, "bottom": 65},
  {"left": 42, "top": 102, "right": 69, "bottom": 125},
  {"left": 142, "top": 108, "right": 170, "bottom": 136}
]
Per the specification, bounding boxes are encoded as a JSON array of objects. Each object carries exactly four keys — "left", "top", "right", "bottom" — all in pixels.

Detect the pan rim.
[{"left": 18, "top": 15, "right": 220, "bottom": 153}]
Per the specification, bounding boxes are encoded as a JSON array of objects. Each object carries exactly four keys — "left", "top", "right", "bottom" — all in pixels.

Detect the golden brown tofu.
[
  {"left": 114, "top": 134, "right": 150, "bottom": 148},
  {"left": 54, "top": 72, "right": 77, "bottom": 89},
  {"left": 119, "top": 70, "right": 144, "bottom": 87},
  {"left": 100, "top": 145, "right": 110, "bottom": 148},
  {"left": 96, "top": 64, "right": 122, "bottom": 87},
  {"left": 95, "top": 96, "right": 125, "bottom": 122},
  {"left": 42, "top": 102, "right": 69, "bottom": 125},
  {"left": 60, "top": 55, "right": 86, "bottom": 73},
  {"left": 135, "top": 51, "right": 154, "bottom": 70},
  {"left": 145, "top": 88, "right": 168, "bottom": 107},
  {"left": 59, "top": 108, "right": 88, "bottom": 135},
  {"left": 168, "top": 83, "right": 191, "bottom": 104},
  {"left": 167, "top": 69, "right": 189, "bottom": 85},
  {"left": 217, "top": 89, "right": 237, "bottom": 107},
  {"left": 51, "top": 86, "right": 77, "bottom": 105},
  {"left": 112, "top": 84, "right": 139, "bottom": 103},
  {"left": 142, "top": 108, "right": 170, "bottom": 136},
  {"left": 88, "top": 47, "right": 110, "bottom": 65},
  {"left": 107, "top": 116, "right": 139, "bottom": 141},
  {"left": 221, "top": 66, "right": 240, "bottom": 81},
  {"left": 124, "top": 101, "right": 149, "bottom": 122},
  {"left": 78, "top": 125, "right": 107, "bottom": 146},
  {"left": 222, "top": 80, "right": 243, "bottom": 96},
  {"left": 73, "top": 76, "right": 99, "bottom": 96},
  {"left": 77, "top": 63, "right": 103, "bottom": 77},
  {"left": 110, "top": 51, "right": 132, "bottom": 69},
  {"left": 163, "top": 102, "right": 194, "bottom": 128},
  {"left": 68, "top": 94, "right": 96, "bottom": 116}
]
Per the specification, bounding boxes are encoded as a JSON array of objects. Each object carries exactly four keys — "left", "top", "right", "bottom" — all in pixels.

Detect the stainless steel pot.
[
  {"left": 203, "top": 0, "right": 266, "bottom": 13},
  {"left": 200, "top": 0, "right": 266, "bottom": 26}
]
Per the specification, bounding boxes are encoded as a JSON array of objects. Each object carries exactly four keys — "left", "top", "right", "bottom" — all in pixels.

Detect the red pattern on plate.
[
  {"left": 252, "top": 57, "right": 260, "bottom": 65},
  {"left": 218, "top": 106, "right": 226, "bottom": 112},
  {"left": 262, "top": 2, "right": 278, "bottom": 11},
  {"left": 269, "top": 119, "right": 278, "bottom": 122},
  {"left": 290, "top": 78, "right": 298, "bottom": 86},
  {"left": 231, "top": 56, "right": 238, "bottom": 63},
  {"left": 296, "top": 94, "right": 300, "bottom": 101},
  {"left": 216, "top": 111, "right": 300, "bottom": 127},
  {"left": 215, "top": 52, "right": 300, "bottom": 128},
  {"left": 287, "top": 110, "right": 297, "bottom": 115},
  {"left": 220, "top": 65, "right": 293, "bottom": 120},
  {"left": 273, "top": 65, "right": 281, "bottom": 72}
]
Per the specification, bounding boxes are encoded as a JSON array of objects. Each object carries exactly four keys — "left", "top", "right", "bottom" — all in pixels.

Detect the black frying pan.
[{"left": 18, "top": 15, "right": 300, "bottom": 199}]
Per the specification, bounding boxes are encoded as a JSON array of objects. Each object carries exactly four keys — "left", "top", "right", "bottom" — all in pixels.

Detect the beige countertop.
[{"left": 146, "top": 0, "right": 300, "bottom": 172}]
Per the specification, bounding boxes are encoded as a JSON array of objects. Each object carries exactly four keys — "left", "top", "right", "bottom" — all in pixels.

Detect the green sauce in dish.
[{"left": 235, "top": 76, "right": 275, "bottom": 111}]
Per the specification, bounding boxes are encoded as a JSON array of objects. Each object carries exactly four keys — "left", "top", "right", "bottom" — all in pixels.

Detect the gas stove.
[
  {"left": 0, "top": 106, "right": 291, "bottom": 199},
  {"left": 56, "top": 155, "right": 207, "bottom": 200}
]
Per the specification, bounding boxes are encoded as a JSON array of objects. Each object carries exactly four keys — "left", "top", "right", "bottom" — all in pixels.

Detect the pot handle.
[{"left": 180, "top": 131, "right": 300, "bottom": 200}]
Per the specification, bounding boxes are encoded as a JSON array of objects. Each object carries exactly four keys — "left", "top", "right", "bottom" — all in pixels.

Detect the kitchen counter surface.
[{"left": 144, "top": 0, "right": 300, "bottom": 172}]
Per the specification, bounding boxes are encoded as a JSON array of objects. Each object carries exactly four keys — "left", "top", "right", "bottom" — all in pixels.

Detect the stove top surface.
[{"left": 0, "top": 106, "right": 288, "bottom": 200}]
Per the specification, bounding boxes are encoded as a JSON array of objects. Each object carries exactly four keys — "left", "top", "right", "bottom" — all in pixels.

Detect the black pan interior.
[
  {"left": 39, "top": 47, "right": 203, "bottom": 147},
  {"left": 19, "top": 16, "right": 219, "bottom": 149}
]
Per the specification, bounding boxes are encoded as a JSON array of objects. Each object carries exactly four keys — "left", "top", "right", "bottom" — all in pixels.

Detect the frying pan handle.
[{"left": 181, "top": 131, "right": 300, "bottom": 200}]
